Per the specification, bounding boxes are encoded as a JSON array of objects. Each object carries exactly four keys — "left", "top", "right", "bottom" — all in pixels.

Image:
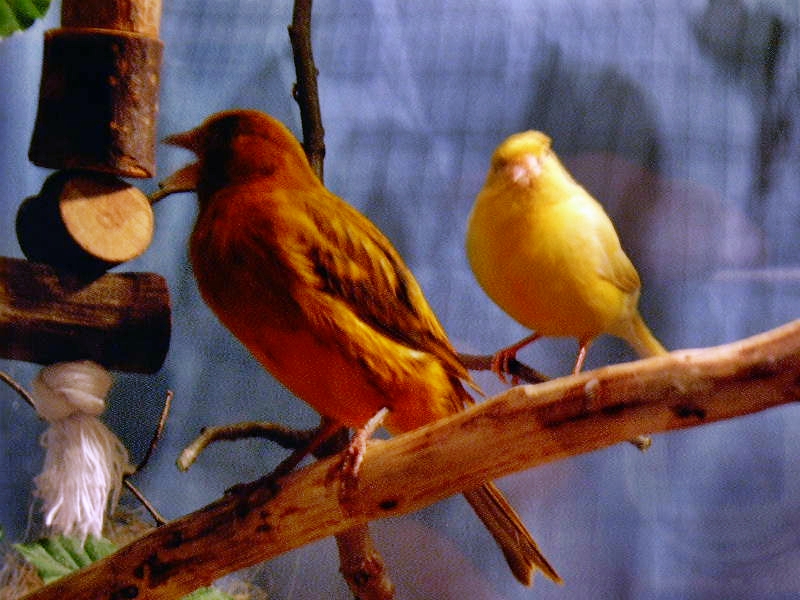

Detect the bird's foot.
[
  {"left": 492, "top": 332, "right": 543, "bottom": 385},
  {"left": 333, "top": 408, "right": 389, "bottom": 508},
  {"left": 491, "top": 349, "right": 519, "bottom": 385}
]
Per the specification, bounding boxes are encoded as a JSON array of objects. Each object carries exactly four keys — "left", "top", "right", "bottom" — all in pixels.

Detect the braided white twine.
[{"left": 30, "top": 361, "right": 131, "bottom": 540}]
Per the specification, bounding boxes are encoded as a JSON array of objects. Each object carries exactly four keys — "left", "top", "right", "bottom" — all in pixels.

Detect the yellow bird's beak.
[{"left": 505, "top": 153, "right": 542, "bottom": 186}]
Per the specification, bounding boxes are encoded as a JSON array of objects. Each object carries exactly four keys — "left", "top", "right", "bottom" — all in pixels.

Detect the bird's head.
[
  {"left": 153, "top": 109, "right": 316, "bottom": 201},
  {"left": 488, "top": 130, "right": 553, "bottom": 188}
]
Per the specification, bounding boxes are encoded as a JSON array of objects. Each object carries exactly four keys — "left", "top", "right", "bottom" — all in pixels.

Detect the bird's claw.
[
  {"left": 330, "top": 407, "right": 388, "bottom": 508},
  {"left": 338, "top": 434, "right": 366, "bottom": 491},
  {"left": 491, "top": 350, "right": 520, "bottom": 385}
]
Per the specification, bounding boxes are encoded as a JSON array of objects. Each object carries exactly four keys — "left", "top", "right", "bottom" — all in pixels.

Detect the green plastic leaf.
[
  {"left": 181, "top": 588, "right": 237, "bottom": 600},
  {"left": 14, "top": 540, "right": 76, "bottom": 585},
  {"left": 14, "top": 535, "right": 237, "bottom": 598},
  {"left": 0, "top": 0, "right": 51, "bottom": 38},
  {"left": 38, "top": 537, "right": 81, "bottom": 571},
  {"left": 83, "top": 535, "right": 117, "bottom": 562},
  {"left": 14, "top": 536, "right": 116, "bottom": 585}
]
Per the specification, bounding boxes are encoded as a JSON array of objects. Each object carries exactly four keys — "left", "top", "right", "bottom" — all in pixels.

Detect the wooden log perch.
[
  {"left": 28, "top": 0, "right": 163, "bottom": 177},
  {"left": 61, "top": 0, "right": 162, "bottom": 37},
  {"left": 0, "top": 256, "right": 170, "bottom": 373},
  {"left": 22, "top": 320, "right": 800, "bottom": 600}
]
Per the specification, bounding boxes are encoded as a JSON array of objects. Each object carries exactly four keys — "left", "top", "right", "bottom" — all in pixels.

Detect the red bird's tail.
[{"left": 463, "top": 482, "right": 562, "bottom": 586}]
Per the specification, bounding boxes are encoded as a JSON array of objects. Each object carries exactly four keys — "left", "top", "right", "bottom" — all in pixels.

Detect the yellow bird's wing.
[
  {"left": 280, "top": 187, "right": 475, "bottom": 396},
  {"left": 576, "top": 193, "right": 641, "bottom": 296}
]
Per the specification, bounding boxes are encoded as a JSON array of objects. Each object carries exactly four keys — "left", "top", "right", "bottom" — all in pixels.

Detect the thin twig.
[
  {"left": 458, "top": 353, "right": 549, "bottom": 384},
  {"left": 134, "top": 390, "right": 173, "bottom": 474},
  {"left": 288, "top": 0, "right": 326, "bottom": 179},
  {"left": 123, "top": 390, "right": 173, "bottom": 526},
  {"left": 0, "top": 370, "right": 36, "bottom": 409},
  {"left": 123, "top": 480, "right": 167, "bottom": 527},
  {"left": 177, "top": 421, "right": 321, "bottom": 472}
]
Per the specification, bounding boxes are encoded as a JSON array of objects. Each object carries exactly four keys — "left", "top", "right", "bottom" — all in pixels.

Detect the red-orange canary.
[{"left": 158, "top": 109, "right": 561, "bottom": 586}]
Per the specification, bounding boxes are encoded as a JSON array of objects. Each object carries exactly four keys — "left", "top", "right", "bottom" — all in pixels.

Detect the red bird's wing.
[{"left": 281, "top": 187, "right": 475, "bottom": 394}]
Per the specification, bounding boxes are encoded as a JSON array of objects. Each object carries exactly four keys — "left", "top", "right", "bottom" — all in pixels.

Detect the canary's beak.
[
  {"left": 149, "top": 163, "right": 200, "bottom": 203},
  {"left": 162, "top": 128, "right": 201, "bottom": 153},
  {"left": 506, "top": 154, "right": 542, "bottom": 186},
  {"left": 149, "top": 127, "right": 205, "bottom": 202},
  {"left": 148, "top": 129, "right": 203, "bottom": 202}
]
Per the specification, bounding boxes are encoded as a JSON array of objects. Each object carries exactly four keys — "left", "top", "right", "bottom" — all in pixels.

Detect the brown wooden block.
[
  {"left": 28, "top": 28, "right": 163, "bottom": 178},
  {"left": 0, "top": 256, "right": 171, "bottom": 373},
  {"left": 61, "top": 0, "right": 162, "bottom": 37}
]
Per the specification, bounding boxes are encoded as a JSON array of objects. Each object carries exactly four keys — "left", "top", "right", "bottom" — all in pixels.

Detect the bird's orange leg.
[
  {"left": 337, "top": 407, "right": 389, "bottom": 503},
  {"left": 492, "top": 332, "right": 542, "bottom": 384},
  {"left": 572, "top": 339, "right": 593, "bottom": 375},
  {"left": 571, "top": 340, "right": 652, "bottom": 451}
]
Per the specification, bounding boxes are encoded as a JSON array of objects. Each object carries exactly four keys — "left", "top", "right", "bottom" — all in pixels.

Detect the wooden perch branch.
[
  {"left": 459, "top": 352, "right": 549, "bottom": 384},
  {"left": 22, "top": 320, "right": 800, "bottom": 600}
]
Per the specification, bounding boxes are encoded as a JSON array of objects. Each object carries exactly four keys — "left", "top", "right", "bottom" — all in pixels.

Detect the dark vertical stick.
[
  {"left": 287, "top": 2, "right": 394, "bottom": 598},
  {"left": 288, "top": 0, "right": 326, "bottom": 180}
]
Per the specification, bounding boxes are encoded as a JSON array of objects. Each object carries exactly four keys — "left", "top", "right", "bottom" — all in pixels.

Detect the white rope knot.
[{"left": 31, "top": 361, "right": 131, "bottom": 540}]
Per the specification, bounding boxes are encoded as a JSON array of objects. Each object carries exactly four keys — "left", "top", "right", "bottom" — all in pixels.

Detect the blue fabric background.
[{"left": 1, "top": 1, "right": 799, "bottom": 597}]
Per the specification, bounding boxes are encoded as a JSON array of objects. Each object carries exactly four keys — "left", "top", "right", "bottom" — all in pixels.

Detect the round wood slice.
[
  {"left": 16, "top": 171, "right": 154, "bottom": 276},
  {"left": 59, "top": 172, "right": 154, "bottom": 263}
]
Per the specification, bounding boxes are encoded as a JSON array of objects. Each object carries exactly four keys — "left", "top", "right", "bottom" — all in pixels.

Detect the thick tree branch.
[{"left": 22, "top": 320, "right": 800, "bottom": 600}]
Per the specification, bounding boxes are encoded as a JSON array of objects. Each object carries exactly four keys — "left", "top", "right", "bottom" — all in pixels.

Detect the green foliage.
[
  {"left": 13, "top": 536, "right": 111, "bottom": 585},
  {"left": 14, "top": 535, "right": 237, "bottom": 599},
  {"left": 182, "top": 587, "right": 241, "bottom": 600},
  {"left": 0, "top": 0, "right": 51, "bottom": 38}
]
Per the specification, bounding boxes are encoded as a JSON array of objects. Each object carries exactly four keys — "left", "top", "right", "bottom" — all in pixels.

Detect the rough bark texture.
[
  {"left": 20, "top": 320, "right": 800, "bottom": 600},
  {"left": 29, "top": 29, "right": 163, "bottom": 178},
  {"left": 0, "top": 257, "right": 170, "bottom": 373},
  {"left": 61, "top": 0, "right": 162, "bottom": 36}
]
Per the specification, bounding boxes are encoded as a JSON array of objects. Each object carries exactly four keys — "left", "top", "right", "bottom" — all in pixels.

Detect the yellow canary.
[
  {"left": 466, "top": 130, "right": 666, "bottom": 378},
  {"left": 159, "top": 110, "right": 561, "bottom": 586}
]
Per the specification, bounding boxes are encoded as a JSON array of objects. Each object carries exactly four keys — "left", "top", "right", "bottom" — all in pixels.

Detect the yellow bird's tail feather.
[
  {"left": 463, "top": 482, "right": 562, "bottom": 586},
  {"left": 625, "top": 311, "right": 668, "bottom": 358}
]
